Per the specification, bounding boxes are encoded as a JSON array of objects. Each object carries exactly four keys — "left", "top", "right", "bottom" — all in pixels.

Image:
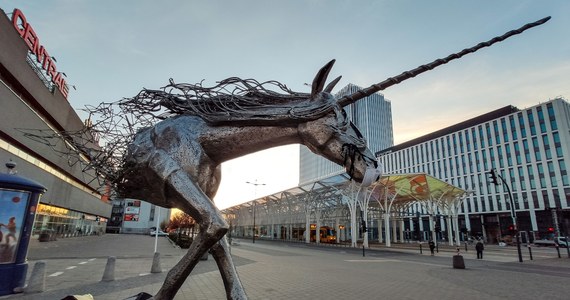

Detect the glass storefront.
[{"left": 32, "top": 203, "right": 107, "bottom": 238}]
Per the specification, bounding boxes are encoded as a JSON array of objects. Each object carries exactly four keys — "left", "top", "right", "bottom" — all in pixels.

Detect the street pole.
[
  {"left": 488, "top": 169, "right": 523, "bottom": 262},
  {"left": 246, "top": 180, "right": 265, "bottom": 244},
  {"left": 154, "top": 206, "right": 160, "bottom": 253},
  {"left": 252, "top": 201, "right": 256, "bottom": 243}
]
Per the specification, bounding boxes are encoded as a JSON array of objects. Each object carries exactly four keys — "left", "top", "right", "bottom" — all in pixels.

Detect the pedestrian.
[
  {"left": 476, "top": 239, "right": 484, "bottom": 259},
  {"left": 428, "top": 239, "right": 435, "bottom": 256}
]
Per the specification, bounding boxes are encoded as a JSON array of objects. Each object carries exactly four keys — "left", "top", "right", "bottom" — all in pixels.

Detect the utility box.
[{"left": 0, "top": 165, "right": 46, "bottom": 296}]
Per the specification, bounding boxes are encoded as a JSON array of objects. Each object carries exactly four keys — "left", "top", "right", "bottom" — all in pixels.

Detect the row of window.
[{"left": 384, "top": 103, "right": 559, "bottom": 169}]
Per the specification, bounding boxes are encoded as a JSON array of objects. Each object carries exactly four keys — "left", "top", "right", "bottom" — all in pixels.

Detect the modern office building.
[
  {"left": 299, "top": 84, "right": 393, "bottom": 185},
  {"left": 0, "top": 8, "right": 111, "bottom": 237},
  {"left": 376, "top": 98, "right": 570, "bottom": 243}
]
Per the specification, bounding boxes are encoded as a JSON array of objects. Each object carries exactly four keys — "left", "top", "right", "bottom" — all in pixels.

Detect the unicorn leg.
[
  {"left": 210, "top": 236, "right": 248, "bottom": 299},
  {"left": 153, "top": 170, "right": 229, "bottom": 300}
]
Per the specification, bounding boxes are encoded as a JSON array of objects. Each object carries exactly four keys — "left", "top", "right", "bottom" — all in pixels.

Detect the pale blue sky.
[{"left": 2, "top": 1, "right": 569, "bottom": 209}]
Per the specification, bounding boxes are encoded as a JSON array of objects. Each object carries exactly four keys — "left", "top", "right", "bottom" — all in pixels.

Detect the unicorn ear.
[
  {"left": 324, "top": 76, "right": 342, "bottom": 93},
  {"left": 311, "top": 59, "right": 336, "bottom": 99}
]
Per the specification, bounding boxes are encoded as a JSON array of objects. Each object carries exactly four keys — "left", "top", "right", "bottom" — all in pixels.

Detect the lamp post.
[
  {"left": 246, "top": 180, "right": 265, "bottom": 243},
  {"left": 487, "top": 169, "right": 523, "bottom": 262}
]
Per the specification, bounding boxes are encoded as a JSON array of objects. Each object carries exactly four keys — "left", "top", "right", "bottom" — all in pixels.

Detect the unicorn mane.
[{"left": 118, "top": 78, "right": 337, "bottom": 125}]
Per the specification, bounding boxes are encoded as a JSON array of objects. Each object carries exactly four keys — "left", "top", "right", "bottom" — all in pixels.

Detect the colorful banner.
[{"left": 0, "top": 190, "right": 30, "bottom": 264}]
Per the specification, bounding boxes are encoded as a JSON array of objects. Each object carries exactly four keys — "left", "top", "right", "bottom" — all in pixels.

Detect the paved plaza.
[{"left": 1, "top": 234, "right": 569, "bottom": 300}]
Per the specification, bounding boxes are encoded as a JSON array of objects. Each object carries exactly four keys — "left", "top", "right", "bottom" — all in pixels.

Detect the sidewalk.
[{"left": 1, "top": 235, "right": 569, "bottom": 300}]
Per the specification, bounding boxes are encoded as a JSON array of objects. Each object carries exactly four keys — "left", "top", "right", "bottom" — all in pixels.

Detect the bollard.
[
  {"left": 151, "top": 252, "right": 162, "bottom": 273},
  {"left": 101, "top": 256, "right": 116, "bottom": 282},
  {"left": 24, "top": 261, "right": 46, "bottom": 294},
  {"left": 566, "top": 237, "right": 570, "bottom": 258},
  {"left": 453, "top": 255, "right": 465, "bottom": 269},
  {"left": 527, "top": 245, "right": 533, "bottom": 260},
  {"left": 555, "top": 245, "right": 561, "bottom": 258},
  {"left": 464, "top": 242, "right": 468, "bottom": 252},
  {"left": 453, "top": 248, "right": 465, "bottom": 269},
  {"left": 419, "top": 243, "right": 423, "bottom": 254},
  {"left": 362, "top": 245, "right": 365, "bottom": 257}
]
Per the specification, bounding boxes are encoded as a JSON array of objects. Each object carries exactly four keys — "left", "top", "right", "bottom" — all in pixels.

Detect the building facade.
[
  {"left": 299, "top": 84, "right": 394, "bottom": 185},
  {"left": 376, "top": 98, "right": 570, "bottom": 243},
  {"left": 0, "top": 8, "right": 111, "bottom": 237},
  {"left": 107, "top": 199, "right": 171, "bottom": 234}
]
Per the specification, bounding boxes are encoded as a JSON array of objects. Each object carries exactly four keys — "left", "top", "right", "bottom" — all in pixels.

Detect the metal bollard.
[
  {"left": 419, "top": 243, "right": 423, "bottom": 254},
  {"left": 528, "top": 245, "right": 533, "bottom": 260},
  {"left": 555, "top": 245, "right": 561, "bottom": 258}
]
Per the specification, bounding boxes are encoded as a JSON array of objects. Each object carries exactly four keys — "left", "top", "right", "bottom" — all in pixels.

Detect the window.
[
  {"left": 523, "top": 139, "right": 531, "bottom": 163},
  {"left": 459, "top": 132, "right": 464, "bottom": 153},
  {"left": 518, "top": 166, "right": 526, "bottom": 190},
  {"left": 478, "top": 125, "right": 485, "bottom": 148},
  {"left": 486, "top": 123, "right": 493, "bottom": 146},
  {"left": 518, "top": 113, "right": 526, "bottom": 138},
  {"left": 547, "top": 161, "right": 557, "bottom": 187},
  {"left": 493, "top": 121, "right": 500, "bottom": 144},
  {"left": 542, "top": 135, "right": 552, "bottom": 160},
  {"left": 527, "top": 110, "right": 536, "bottom": 136},
  {"left": 509, "top": 168, "right": 516, "bottom": 192},
  {"left": 559, "top": 160, "right": 569, "bottom": 186},
  {"left": 537, "top": 163, "right": 546, "bottom": 188},
  {"left": 505, "top": 144, "right": 513, "bottom": 167},
  {"left": 553, "top": 132, "right": 562, "bottom": 157},
  {"left": 532, "top": 137, "right": 541, "bottom": 161},
  {"left": 472, "top": 128, "right": 478, "bottom": 150},
  {"left": 466, "top": 130, "right": 471, "bottom": 151},
  {"left": 509, "top": 115, "right": 518, "bottom": 140},
  {"left": 537, "top": 106, "right": 547, "bottom": 133},
  {"left": 527, "top": 165, "right": 536, "bottom": 189},
  {"left": 547, "top": 103, "right": 557, "bottom": 131},
  {"left": 498, "top": 145, "right": 504, "bottom": 168},
  {"left": 514, "top": 141, "right": 522, "bottom": 165},
  {"left": 501, "top": 118, "right": 509, "bottom": 142}
]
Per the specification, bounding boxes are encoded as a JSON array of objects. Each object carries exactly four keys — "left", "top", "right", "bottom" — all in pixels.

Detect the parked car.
[{"left": 149, "top": 230, "right": 167, "bottom": 237}]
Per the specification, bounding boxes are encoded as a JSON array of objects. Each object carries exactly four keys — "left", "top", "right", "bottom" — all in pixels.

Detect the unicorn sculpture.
[{"left": 21, "top": 17, "right": 549, "bottom": 299}]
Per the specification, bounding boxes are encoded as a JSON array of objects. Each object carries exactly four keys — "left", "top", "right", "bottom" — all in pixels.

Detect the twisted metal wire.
[{"left": 19, "top": 77, "right": 333, "bottom": 195}]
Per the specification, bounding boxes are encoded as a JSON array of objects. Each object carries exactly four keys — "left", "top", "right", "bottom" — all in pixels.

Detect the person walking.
[
  {"left": 428, "top": 239, "right": 435, "bottom": 256},
  {"left": 476, "top": 239, "right": 484, "bottom": 259}
]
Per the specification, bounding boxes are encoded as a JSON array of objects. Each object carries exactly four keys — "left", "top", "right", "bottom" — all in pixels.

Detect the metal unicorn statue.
[{"left": 22, "top": 17, "right": 549, "bottom": 299}]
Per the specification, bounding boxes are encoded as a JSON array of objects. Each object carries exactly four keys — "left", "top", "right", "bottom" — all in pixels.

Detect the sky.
[{"left": 1, "top": 1, "right": 569, "bottom": 209}]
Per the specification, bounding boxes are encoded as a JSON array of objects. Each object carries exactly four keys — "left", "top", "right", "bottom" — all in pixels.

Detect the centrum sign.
[{"left": 11, "top": 8, "right": 69, "bottom": 99}]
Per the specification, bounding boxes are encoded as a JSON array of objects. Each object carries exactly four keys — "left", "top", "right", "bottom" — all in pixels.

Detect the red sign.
[
  {"left": 124, "top": 214, "right": 139, "bottom": 222},
  {"left": 11, "top": 8, "right": 69, "bottom": 99}
]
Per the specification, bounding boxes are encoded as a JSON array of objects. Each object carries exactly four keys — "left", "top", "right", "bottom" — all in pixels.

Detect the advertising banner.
[{"left": 0, "top": 190, "right": 30, "bottom": 264}]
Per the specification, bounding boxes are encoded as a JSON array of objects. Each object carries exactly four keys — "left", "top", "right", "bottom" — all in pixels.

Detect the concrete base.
[
  {"left": 151, "top": 252, "right": 162, "bottom": 273},
  {"left": 24, "top": 261, "right": 45, "bottom": 294},
  {"left": 452, "top": 255, "right": 465, "bottom": 269},
  {"left": 101, "top": 256, "right": 116, "bottom": 281}
]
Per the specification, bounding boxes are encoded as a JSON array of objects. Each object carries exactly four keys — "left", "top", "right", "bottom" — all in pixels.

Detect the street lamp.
[
  {"left": 487, "top": 169, "right": 523, "bottom": 262},
  {"left": 246, "top": 180, "right": 265, "bottom": 243}
]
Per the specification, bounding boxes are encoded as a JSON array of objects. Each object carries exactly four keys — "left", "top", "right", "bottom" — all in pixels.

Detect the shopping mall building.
[{"left": 0, "top": 8, "right": 111, "bottom": 237}]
